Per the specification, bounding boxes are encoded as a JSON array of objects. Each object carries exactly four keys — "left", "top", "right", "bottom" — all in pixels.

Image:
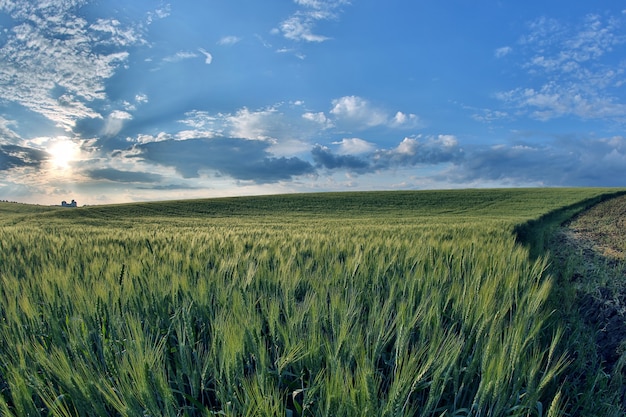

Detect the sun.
[{"left": 47, "top": 138, "right": 80, "bottom": 170}]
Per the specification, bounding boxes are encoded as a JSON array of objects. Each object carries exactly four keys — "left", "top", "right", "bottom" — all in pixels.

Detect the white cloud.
[
  {"left": 180, "top": 110, "right": 218, "bottom": 129},
  {"left": 330, "top": 96, "right": 419, "bottom": 129},
  {"left": 147, "top": 5, "right": 171, "bottom": 24},
  {"left": 330, "top": 96, "right": 388, "bottom": 127},
  {"left": 293, "top": 0, "right": 351, "bottom": 13},
  {"left": 497, "top": 12, "right": 626, "bottom": 122},
  {"left": 132, "top": 132, "right": 173, "bottom": 144},
  {"left": 110, "top": 110, "right": 133, "bottom": 120},
  {"left": 178, "top": 111, "right": 224, "bottom": 138},
  {"left": 521, "top": 14, "right": 623, "bottom": 70},
  {"left": 176, "top": 130, "right": 217, "bottom": 140},
  {"left": 89, "top": 18, "right": 145, "bottom": 47},
  {"left": 436, "top": 134, "right": 459, "bottom": 148},
  {"left": 313, "top": 134, "right": 462, "bottom": 174},
  {"left": 163, "top": 51, "right": 198, "bottom": 63},
  {"left": 276, "top": 0, "right": 351, "bottom": 42},
  {"left": 198, "top": 48, "right": 213, "bottom": 64},
  {"left": 181, "top": 107, "right": 293, "bottom": 141},
  {"left": 227, "top": 107, "right": 282, "bottom": 140},
  {"left": 164, "top": 49, "right": 213, "bottom": 64},
  {"left": 390, "top": 111, "right": 419, "bottom": 127},
  {"left": 387, "top": 135, "right": 458, "bottom": 158},
  {"left": 181, "top": 101, "right": 417, "bottom": 148},
  {"left": 0, "top": 117, "right": 22, "bottom": 145},
  {"left": 294, "top": 0, "right": 325, "bottom": 7},
  {"left": 395, "top": 138, "right": 418, "bottom": 155},
  {"left": 302, "top": 111, "right": 334, "bottom": 128},
  {"left": 217, "top": 35, "right": 242, "bottom": 46},
  {"left": 279, "top": 16, "right": 330, "bottom": 42},
  {"left": 175, "top": 102, "right": 415, "bottom": 161},
  {"left": 135, "top": 93, "right": 149, "bottom": 104},
  {"left": 267, "top": 138, "right": 311, "bottom": 157},
  {"left": 179, "top": 106, "right": 325, "bottom": 147},
  {"left": 0, "top": 1, "right": 146, "bottom": 130},
  {"left": 497, "top": 83, "right": 626, "bottom": 121},
  {"left": 495, "top": 46, "right": 512, "bottom": 58},
  {"left": 103, "top": 111, "right": 133, "bottom": 137},
  {"left": 333, "top": 138, "right": 375, "bottom": 155}
]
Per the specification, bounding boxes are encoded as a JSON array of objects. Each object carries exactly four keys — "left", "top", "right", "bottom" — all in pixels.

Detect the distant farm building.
[{"left": 61, "top": 200, "right": 77, "bottom": 207}]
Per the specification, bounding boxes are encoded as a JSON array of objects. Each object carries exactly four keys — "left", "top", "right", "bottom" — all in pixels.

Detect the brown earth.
[{"left": 549, "top": 194, "right": 626, "bottom": 411}]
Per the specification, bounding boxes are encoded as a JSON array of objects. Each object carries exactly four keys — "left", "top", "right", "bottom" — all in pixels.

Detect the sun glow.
[{"left": 47, "top": 138, "right": 80, "bottom": 170}]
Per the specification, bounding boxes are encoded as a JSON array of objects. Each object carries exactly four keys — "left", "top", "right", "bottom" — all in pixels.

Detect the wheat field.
[{"left": 0, "top": 189, "right": 622, "bottom": 416}]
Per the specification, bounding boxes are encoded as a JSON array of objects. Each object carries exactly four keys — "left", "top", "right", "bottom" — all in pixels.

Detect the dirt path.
[
  {"left": 549, "top": 194, "right": 626, "bottom": 411},
  {"left": 563, "top": 195, "right": 626, "bottom": 366}
]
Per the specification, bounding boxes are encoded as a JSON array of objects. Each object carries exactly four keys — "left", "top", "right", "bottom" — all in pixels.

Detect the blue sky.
[{"left": 1, "top": 0, "right": 625, "bottom": 205}]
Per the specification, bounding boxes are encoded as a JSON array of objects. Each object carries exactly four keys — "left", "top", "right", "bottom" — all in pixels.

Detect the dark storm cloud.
[
  {"left": 85, "top": 168, "right": 163, "bottom": 183},
  {"left": 136, "top": 137, "right": 314, "bottom": 182},
  {"left": 0, "top": 144, "right": 47, "bottom": 170}
]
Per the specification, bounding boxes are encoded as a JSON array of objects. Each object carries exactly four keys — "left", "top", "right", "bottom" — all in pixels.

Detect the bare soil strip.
[{"left": 551, "top": 194, "right": 626, "bottom": 410}]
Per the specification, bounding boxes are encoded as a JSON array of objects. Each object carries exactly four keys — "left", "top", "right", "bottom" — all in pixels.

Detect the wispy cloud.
[
  {"left": 466, "top": 106, "right": 510, "bottom": 123},
  {"left": 103, "top": 111, "right": 133, "bottom": 137},
  {"left": 198, "top": 48, "right": 212, "bottom": 64},
  {"left": 0, "top": 1, "right": 147, "bottom": 130},
  {"left": 275, "top": 0, "right": 351, "bottom": 42},
  {"left": 217, "top": 35, "right": 242, "bottom": 46},
  {"left": 495, "top": 46, "right": 512, "bottom": 58},
  {"left": 146, "top": 4, "right": 171, "bottom": 24},
  {"left": 497, "top": 13, "right": 626, "bottom": 122},
  {"left": 0, "top": 117, "right": 23, "bottom": 146},
  {"left": 496, "top": 82, "right": 626, "bottom": 121},
  {"left": 278, "top": 16, "right": 330, "bottom": 43},
  {"left": 179, "top": 105, "right": 324, "bottom": 143},
  {"left": 163, "top": 50, "right": 199, "bottom": 63}
]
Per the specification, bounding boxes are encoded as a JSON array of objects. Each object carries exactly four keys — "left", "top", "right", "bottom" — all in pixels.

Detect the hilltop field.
[{"left": 0, "top": 188, "right": 624, "bottom": 417}]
